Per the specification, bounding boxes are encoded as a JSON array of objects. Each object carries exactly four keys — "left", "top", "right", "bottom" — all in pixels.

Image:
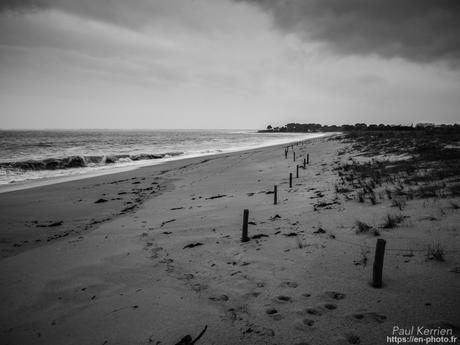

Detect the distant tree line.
[{"left": 259, "top": 122, "right": 460, "bottom": 133}]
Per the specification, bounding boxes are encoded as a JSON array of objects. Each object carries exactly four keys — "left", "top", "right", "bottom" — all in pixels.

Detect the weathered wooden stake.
[
  {"left": 242, "top": 209, "right": 249, "bottom": 242},
  {"left": 372, "top": 239, "right": 386, "bottom": 288},
  {"left": 307, "top": 153, "right": 309, "bottom": 164},
  {"left": 274, "top": 185, "right": 278, "bottom": 205},
  {"left": 303, "top": 158, "right": 306, "bottom": 169},
  {"left": 289, "top": 173, "right": 292, "bottom": 188},
  {"left": 293, "top": 152, "right": 296, "bottom": 162},
  {"left": 284, "top": 149, "right": 288, "bottom": 159},
  {"left": 296, "top": 165, "right": 299, "bottom": 178}
]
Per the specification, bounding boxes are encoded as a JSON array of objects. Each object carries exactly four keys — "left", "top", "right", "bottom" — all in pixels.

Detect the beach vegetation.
[
  {"left": 356, "top": 220, "right": 372, "bottom": 233},
  {"left": 382, "top": 214, "right": 405, "bottom": 229},
  {"left": 426, "top": 244, "right": 446, "bottom": 262},
  {"left": 450, "top": 201, "right": 460, "bottom": 209},
  {"left": 391, "top": 198, "right": 406, "bottom": 210},
  {"left": 332, "top": 129, "right": 460, "bottom": 216}
]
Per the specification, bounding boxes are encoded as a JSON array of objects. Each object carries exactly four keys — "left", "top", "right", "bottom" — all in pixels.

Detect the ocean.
[{"left": 0, "top": 129, "right": 325, "bottom": 188}]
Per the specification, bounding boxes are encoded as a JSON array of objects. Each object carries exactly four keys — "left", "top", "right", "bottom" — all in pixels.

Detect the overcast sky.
[{"left": 1, "top": 0, "right": 459, "bottom": 129}]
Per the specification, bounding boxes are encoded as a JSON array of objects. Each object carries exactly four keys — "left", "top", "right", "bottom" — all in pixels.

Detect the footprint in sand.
[
  {"left": 243, "top": 325, "right": 275, "bottom": 337},
  {"left": 302, "top": 318, "right": 315, "bottom": 326},
  {"left": 243, "top": 291, "right": 261, "bottom": 299},
  {"left": 275, "top": 295, "right": 292, "bottom": 303},
  {"left": 331, "top": 333, "right": 362, "bottom": 345},
  {"left": 350, "top": 311, "right": 387, "bottom": 323},
  {"left": 225, "top": 308, "right": 238, "bottom": 322},
  {"left": 345, "top": 333, "right": 361, "bottom": 344},
  {"left": 322, "top": 291, "right": 346, "bottom": 300},
  {"left": 294, "top": 318, "right": 315, "bottom": 331},
  {"left": 191, "top": 283, "right": 206, "bottom": 293},
  {"left": 266, "top": 307, "right": 277, "bottom": 315},
  {"left": 264, "top": 307, "right": 283, "bottom": 321},
  {"left": 305, "top": 307, "right": 322, "bottom": 316},
  {"left": 323, "top": 303, "right": 338, "bottom": 310},
  {"left": 280, "top": 281, "right": 298, "bottom": 288},
  {"left": 209, "top": 294, "right": 229, "bottom": 302}
]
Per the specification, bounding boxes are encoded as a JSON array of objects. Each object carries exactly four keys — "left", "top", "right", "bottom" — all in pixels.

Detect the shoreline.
[
  {"left": 0, "top": 132, "right": 458, "bottom": 345},
  {"left": 0, "top": 132, "right": 330, "bottom": 194},
  {"left": 0, "top": 134, "right": 333, "bottom": 258}
]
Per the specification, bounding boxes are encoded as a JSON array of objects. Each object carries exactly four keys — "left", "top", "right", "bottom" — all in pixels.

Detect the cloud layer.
[
  {"left": 238, "top": 0, "right": 460, "bottom": 63},
  {"left": 0, "top": 0, "right": 459, "bottom": 129},
  {"left": 3, "top": 0, "right": 460, "bottom": 63}
]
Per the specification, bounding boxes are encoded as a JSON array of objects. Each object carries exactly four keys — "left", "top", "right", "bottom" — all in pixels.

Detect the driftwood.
[
  {"left": 175, "top": 325, "right": 208, "bottom": 345},
  {"left": 313, "top": 227, "right": 326, "bottom": 234},
  {"left": 161, "top": 219, "right": 176, "bottom": 227},
  {"left": 36, "top": 220, "right": 64, "bottom": 227},
  {"left": 269, "top": 214, "right": 281, "bottom": 221},
  {"left": 183, "top": 242, "right": 203, "bottom": 249},
  {"left": 251, "top": 234, "right": 268, "bottom": 239},
  {"left": 205, "top": 194, "right": 227, "bottom": 200}
]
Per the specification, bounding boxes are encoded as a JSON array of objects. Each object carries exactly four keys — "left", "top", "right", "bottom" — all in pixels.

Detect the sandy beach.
[{"left": 1, "top": 135, "right": 459, "bottom": 345}]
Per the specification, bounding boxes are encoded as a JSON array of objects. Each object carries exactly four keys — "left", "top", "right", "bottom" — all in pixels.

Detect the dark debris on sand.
[
  {"left": 175, "top": 325, "right": 208, "bottom": 345},
  {"left": 183, "top": 242, "right": 203, "bottom": 249}
]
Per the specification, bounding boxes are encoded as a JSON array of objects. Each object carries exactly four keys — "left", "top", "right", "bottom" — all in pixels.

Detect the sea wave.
[
  {"left": 0, "top": 130, "right": 324, "bottom": 188},
  {"left": 0, "top": 152, "right": 184, "bottom": 171}
]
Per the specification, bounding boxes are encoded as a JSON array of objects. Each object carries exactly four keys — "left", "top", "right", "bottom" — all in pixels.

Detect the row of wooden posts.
[
  {"left": 241, "top": 143, "right": 387, "bottom": 289},
  {"left": 243, "top": 144, "right": 306, "bottom": 241},
  {"left": 284, "top": 147, "right": 310, "bottom": 165}
]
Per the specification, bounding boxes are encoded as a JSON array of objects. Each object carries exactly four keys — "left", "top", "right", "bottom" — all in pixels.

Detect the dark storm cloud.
[
  {"left": 0, "top": 0, "right": 46, "bottom": 12},
  {"left": 4, "top": 0, "right": 459, "bottom": 63},
  {"left": 238, "top": 0, "right": 460, "bottom": 63},
  {"left": 0, "top": 0, "right": 38, "bottom": 8},
  {"left": 0, "top": 0, "right": 180, "bottom": 31}
]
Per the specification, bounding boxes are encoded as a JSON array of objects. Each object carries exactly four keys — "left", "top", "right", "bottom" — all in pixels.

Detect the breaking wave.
[{"left": 0, "top": 152, "right": 184, "bottom": 171}]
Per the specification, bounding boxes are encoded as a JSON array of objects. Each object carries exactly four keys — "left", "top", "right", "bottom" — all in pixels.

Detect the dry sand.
[{"left": 1, "top": 136, "right": 459, "bottom": 345}]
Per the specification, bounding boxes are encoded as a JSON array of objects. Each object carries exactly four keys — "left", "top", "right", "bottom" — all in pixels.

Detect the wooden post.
[
  {"left": 274, "top": 185, "right": 277, "bottom": 205},
  {"left": 284, "top": 149, "right": 288, "bottom": 159},
  {"left": 293, "top": 152, "right": 296, "bottom": 162},
  {"left": 242, "top": 209, "right": 249, "bottom": 242},
  {"left": 289, "top": 173, "right": 292, "bottom": 188},
  {"left": 372, "top": 239, "right": 386, "bottom": 288},
  {"left": 303, "top": 158, "right": 306, "bottom": 169},
  {"left": 296, "top": 165, "right": 299, "bottom": 178},
  {"left": 307, "top": 153, "right": 309, "bottom": 164}
]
